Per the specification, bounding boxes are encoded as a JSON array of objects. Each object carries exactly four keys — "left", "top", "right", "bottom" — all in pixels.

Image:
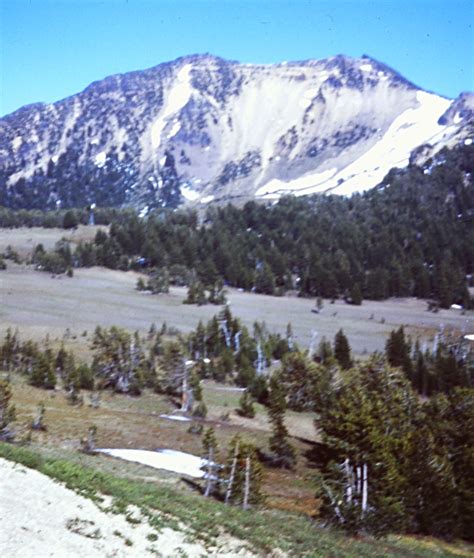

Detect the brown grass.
[{"left": 8, "top": 374, "right": 316, "bottom": 513}]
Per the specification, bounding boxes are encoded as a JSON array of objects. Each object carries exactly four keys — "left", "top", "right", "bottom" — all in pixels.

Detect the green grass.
[{"left": 1, "top": 442, "right": 471, "bottom": 558}]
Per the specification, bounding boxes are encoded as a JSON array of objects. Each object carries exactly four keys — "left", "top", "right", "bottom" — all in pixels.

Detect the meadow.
[
  {"left": 1, "top": 227, "right": 474, "bottom": 556},
  {"left": 1, "top": 262, "right": 472, "bottom": 358}
]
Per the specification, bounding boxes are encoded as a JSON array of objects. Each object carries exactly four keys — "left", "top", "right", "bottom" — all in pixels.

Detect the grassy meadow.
[{"left": 1, "top": 262, "right": 472, "bottom": 359}]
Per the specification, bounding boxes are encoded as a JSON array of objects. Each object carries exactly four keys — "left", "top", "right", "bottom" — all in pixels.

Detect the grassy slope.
[
  {"left": 1, "top": 443, "right": 472, "bottom": 558},
  {"left": 7, "top": 375, "right": 318, "bottom": 515}
]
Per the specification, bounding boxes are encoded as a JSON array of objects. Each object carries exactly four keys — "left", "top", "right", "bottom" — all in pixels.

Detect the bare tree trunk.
[
  {"left": 362, "top": 463, "right": 368, "bottom": 513},
  {"left": 243, "top": 456, "right": 250, "bottom": 509},
  {"left": 356, "top": 465, "right": 361, "bottom": 496},
  {"left": 225, "top": 442, "right": 239, "bottom": 505},
  {"left": 204, "top": 447, "right": 214, "bottom": 497},
  {"left": 344, "top": 458, "right": 353, "bottom": 504},
  {"left": 181, "top": 363, "right": 190, "bottom": 412}
]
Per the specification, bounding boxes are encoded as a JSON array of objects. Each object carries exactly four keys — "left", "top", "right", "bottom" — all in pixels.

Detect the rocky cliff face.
[{"left": 0, "top": 54, "right": 472, "bottom": 211}]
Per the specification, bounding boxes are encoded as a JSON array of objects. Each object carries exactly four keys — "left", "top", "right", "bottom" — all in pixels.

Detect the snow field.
[
  {"left": 97, "top": 448, "right": 207, "bottom": 478},
  {"left": 150, "top": 64, "right": 193, "bottom": 150},
  {"left": 256, "top": 91, "right": 453, "bottom": 198}
]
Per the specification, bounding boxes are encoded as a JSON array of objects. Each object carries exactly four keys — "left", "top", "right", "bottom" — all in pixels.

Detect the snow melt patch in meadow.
[
  {"left": 160, "top": 414, "right": 192, "bottom": 422},
  {"left": 97, "top": 448, "right": 206, "bottom": 478},
  {"left": 151, "top": 64, "right": 193, "bottom": 150}
]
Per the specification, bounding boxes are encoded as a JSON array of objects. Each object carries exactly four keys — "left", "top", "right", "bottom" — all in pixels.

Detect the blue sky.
[{"left": 1, "top": 0, "right": 473, "bottom": 116}]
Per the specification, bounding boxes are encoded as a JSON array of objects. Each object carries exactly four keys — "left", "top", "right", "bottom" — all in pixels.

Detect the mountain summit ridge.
[{"left": 0, "top": 53, "right": 472, "bottom": 210}]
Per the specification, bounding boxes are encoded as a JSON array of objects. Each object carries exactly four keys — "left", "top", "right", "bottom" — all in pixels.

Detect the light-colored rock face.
[{"left": 0, "top": 54, "right": 471, "bottom": 210}]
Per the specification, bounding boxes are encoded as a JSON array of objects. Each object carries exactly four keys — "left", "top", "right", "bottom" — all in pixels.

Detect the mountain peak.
[{"left": 0, "top": 54, "right": 471, "bottom": 210}]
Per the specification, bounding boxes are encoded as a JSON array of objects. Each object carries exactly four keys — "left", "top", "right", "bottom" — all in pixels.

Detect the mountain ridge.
[{"left": 0, "top": 53, "right": 472, "bottom": 211}]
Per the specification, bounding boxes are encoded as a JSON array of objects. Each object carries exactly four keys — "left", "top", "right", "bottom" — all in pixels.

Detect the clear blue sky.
[{"left": 1, "top": 0, "right": 473, "bottom": 116}]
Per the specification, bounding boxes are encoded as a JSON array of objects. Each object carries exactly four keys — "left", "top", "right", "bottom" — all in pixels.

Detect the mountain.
[{"left": 0, "top": 54, "right": 472, "bottom": 211}]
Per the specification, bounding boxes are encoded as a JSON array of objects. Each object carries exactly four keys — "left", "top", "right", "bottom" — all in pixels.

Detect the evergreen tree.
[
  {"left": 237, "top": 390, "right": 255, "bottom": 418},
  {"left": 334, "top": 329, "right": 352, "bottom": 370},
  {"left": 316, "top": 337, "right": 334, "bottom": 365},
  {"left": 267, "top": 374, "right": 296, "bottom": 469},
  {"left": 0, "top": 379, "right": 16, "bottom": 430},
  {"left": 254, "top": 263, "right": 275, "bottom": 295},
  {"left": 385, "top": 327, "right": 413, "bottom": 381},
  {"left": 30, "top": 352, "right": 56, "bottom": 389},
  {"left": 349, "top": 283, "right": 363, "bottom": 305},
  {"left": 278, "top": 351, "right": 318, "bottom": 411},
  {"left": 62, "top": 210, "right": 78, "bottom": 229}
]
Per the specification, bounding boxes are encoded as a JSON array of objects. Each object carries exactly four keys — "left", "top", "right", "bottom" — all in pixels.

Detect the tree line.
[{"left": 8, "top": 144, "right": 472, "bottom": 308}]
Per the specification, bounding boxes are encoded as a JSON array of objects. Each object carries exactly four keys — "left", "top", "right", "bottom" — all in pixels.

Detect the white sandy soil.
[{"left": 0, "top": 458, "right": 256, "bottom": 557}]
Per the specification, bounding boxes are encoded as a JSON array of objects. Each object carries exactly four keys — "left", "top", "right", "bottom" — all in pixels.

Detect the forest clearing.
[{"left": 1, "top": 261, "right": 471, "bottom": 357}]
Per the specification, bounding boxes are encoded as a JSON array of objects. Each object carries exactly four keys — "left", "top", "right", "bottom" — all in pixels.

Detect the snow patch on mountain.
[
  {"left": 12, "top": 136, "right": 22, "bottom": 150},
  {"left": 94, "top": 151, "right": 106, "bottom": 168},
  {"left": 181, "top": 184, "right": 200, "bottom": 201},
  {"left": 200, "top": 194, "right": 215, "bottom": 203},
  {"left": 256, "top": 168, "right": 338, "bottom": 198},
  {"left": 257, "top": 91, "right": 452, "bottom": 198},
  {"left": 1, "top": 54, "right": 471, "bottom": 209},
  {"left": 330, "top": 91, "right": 452, "bottom": 195},
  {"left": 150, "top": 64, "right": 193, "bottom": 150}
]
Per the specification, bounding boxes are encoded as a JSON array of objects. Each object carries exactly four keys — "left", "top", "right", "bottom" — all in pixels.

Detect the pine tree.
[
  {"left": 1, "top": 328, "right": 19, "bottom": 371},
  {"left": 0, "top": 379, "right": 16, "bottom": 430},
  {"left": 316, "top": 337, "right": 334, "bottom": 365},
  {"left": 313, "top": 357, "right": 466, "bottom": 537},
  {"left": 278, "top": 351, "right": 318, "bottom": 411},
  {"left": 254, "top": 263, "right": 275, "bottom": 295},
  {"left": 385, "top": 326, "right": 413, "bottom": 381},
  {"left": 267, "top": 374, "right": 296, "bottom": 468},
  {"left": 334, "top": 329, "right": 352, "bottom": 370},
  {"left": 350, "top": 283, "right": 363, "bottom": 305},
  {"left": 237, "top": 390, "right": 255, "bottom": 418},
  {"left": 30, "top": 352, "right": 56, "bottom": 389}
]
